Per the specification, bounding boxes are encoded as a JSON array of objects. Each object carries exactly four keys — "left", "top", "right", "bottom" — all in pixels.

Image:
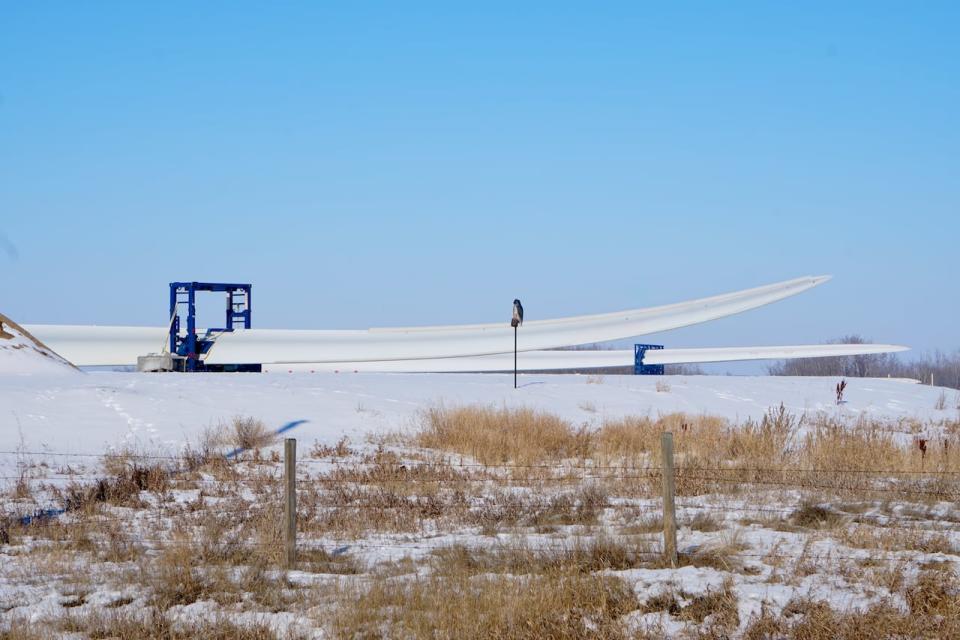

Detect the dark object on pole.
[
  {"left": 511, "top": 300, "right": 524, "bottom": 327},
  {"left": 511, "top": 299, "right": 523, "bottom": 389}
]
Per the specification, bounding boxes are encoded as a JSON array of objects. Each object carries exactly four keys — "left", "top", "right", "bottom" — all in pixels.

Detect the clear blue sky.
[{"left": 1, "top": 2, "right": 957, "bottom": 364}]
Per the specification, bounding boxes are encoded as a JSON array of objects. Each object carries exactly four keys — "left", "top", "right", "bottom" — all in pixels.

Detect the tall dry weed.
[{"left": 416, "top": 405, "right": 591, "bottom": 465}]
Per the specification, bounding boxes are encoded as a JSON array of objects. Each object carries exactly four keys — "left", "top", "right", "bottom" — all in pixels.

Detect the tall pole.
[
  {"left": 511, "top": 299, "right": 522, "bottom": 390},
  {"left": 514, "top": 325, "right": 518, "bottom": 389}
]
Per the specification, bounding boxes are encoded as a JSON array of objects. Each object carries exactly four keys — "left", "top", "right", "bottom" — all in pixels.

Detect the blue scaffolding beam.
[
  {"left": 169, "top": 282, "right": 253, "bottom": 372},
  {"left": 634, "top": 343, "right": 665, "bottom": 375}
]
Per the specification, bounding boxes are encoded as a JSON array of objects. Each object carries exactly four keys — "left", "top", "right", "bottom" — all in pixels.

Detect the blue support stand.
[
  {"left": 168, "top": 282, "right": 254, "bottom": 372},
  {"left": 634, "top": 344, "right": 665, "bottom": 375}
]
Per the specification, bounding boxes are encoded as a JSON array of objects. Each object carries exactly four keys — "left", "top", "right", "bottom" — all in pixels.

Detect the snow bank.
[{"left": 0, "top": 313, "right": 78, "bottom": 376}]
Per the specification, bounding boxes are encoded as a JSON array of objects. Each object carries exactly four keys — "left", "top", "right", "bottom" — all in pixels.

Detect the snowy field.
[
  {"left": 2, "top": 371, "right": 959, "bottom": 638},
  {"left": 0, "top": 371, "right": 952, "bottom": 463}
]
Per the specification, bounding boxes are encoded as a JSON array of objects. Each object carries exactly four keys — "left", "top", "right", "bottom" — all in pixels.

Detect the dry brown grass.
[
  {"left": 4, "top": 599, "right": 293, "bottom": 639},
  {"left": 58, "top": 608, "right": 288, "bottom": 639},
  {"left": 227, "top": 416, "right": 277, "bottom": 452},
  {"left": 0, "top": 623, "right": 49, "bottom": 640},
  {"left": 906, "top": 569, "right": 960, "bottom": 618},
  {"left": 430, "top": 537, "right": 654, "bottom": 575},
  {"left": 321, "top": 446, "right": 489, "bottom": 488},
  {"left": 619, "top": 508, "right": 663, "bottom": 534},
  {"left": 579, "top": 400, "right": 598, "bottom": 413},
  {"left": 639, "top": 579, "right": 739, "bottom": 631},
  {"left": 7, "top": 404, "right": 960, "bottom": 639},
  {"left": 790, "top": 502, "right": 845, "bottom": 530},
  {"left": 434, "top": 529, "right": 751, "bottom": 575},
  {"left": 309, "top": 436, "right": 354, "bottom": 459},
  {"left": 295, "top": 546, "right": 363, "bottom": 574},
  {"left": 414, "top": 405, "right": 788, "bottom": 471},
  {"left": 146, "top": 542, "right": 210, "bottom": 609},
  {"left": 743, "top": 581, "right": 960, "bottom": 639},
  {"left": 146, "top": 542, "right": 294, "bottom": 611},
  {"left": 470, "top": 485, "right": 609, "bottom": 535},
  {"left": 837, "top": 524, "right": 959, "bottom": 554},
  {"left": 296, "top": 473, "right": 609, "bottom": 538},
  {"left": 16, "top": 516, "right": 145, "bottom": 564},
  {"left": 333, "top": 570, "right": 639, "bottom": 639},
  {"left": 678, "top": 580, "right": 740, "bottom": 629},
  {"left": 676, "top": 531, "right": 750, "bottom": 572},
  {"left": 595, "top": 408, "right": 783, "bottom": 467},
  {"left": 299, "top": 487, "right": 455, "bottom": 538},
  {"left": 415, "top": 405, "right": 732, "bottom": 470},
  {"left": 63, "top": 464, "right": 171, "bottom": 511},
  {"left": 686, "top": 512, "right": 723, "bottom": 532},
  {"left": 416, "top": 405, "right": 591, "bottom": 465},
  {"left": 410, "top": 405, "right": 960, "bottom": 499},
  {"left": 296, "top": 451, "right": 476, "bottom": 537}
]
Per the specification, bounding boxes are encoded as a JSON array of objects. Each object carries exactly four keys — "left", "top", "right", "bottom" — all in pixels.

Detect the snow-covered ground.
[
  {"left": 1, "top": 372, "right": 953, "bottom": 464},
  {"left": 2, "top": 370, "right": 958, "bottom": 638}
]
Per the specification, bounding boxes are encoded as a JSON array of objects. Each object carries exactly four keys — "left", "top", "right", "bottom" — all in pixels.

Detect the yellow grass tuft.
[
  {"left": 333, "top": 570, "right": 638, "bottom": 639},
  {"left": 416, "top": 405, "right": 591, "bottom": 465}
]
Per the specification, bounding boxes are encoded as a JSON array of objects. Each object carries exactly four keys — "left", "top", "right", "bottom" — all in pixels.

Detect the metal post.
[
  {"left": 514, "top": 325, "right": 518, "bottom": 390},
  {"left": 169, "top": 284, "right": 178, "bottom": 355},
  {"left": 186, "top": 285, "right": 197, "bottom": 371},
  {"left": 661, "top": 432, "right": 678, "bottom": 567},
  {"left": 246, "top": 284, "right": 252, "bottom": 328},
  {"left": 284, "top": 438, "right": 297, "bottom": 569}
]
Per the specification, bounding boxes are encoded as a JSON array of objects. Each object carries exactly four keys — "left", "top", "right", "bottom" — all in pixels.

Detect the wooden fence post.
[
  {"left": 661, "top": 432, "right": 678, "bottom": 567},
  {"left": 284, "top": 438, "right": 297, "bottom": 569}
]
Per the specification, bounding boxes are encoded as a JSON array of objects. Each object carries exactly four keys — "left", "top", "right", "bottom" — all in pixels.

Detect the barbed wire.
[
  {"left": 675, "top": 474, "right": 960, "bottom": 497},
  {"left": 9, "top": 474, "right": 959, "bottom": 499},
  {"left": 4, "top": 447, "right": 960, "bottom": 477},
  {"left": 7, "top": 472, "right": 960, "bottom": 498},
  {"left": 12, "top": 500, "right": 960, "bottom": 537},
  {"left": 10, "top": 532, "right": 949, "bottom": 567}
]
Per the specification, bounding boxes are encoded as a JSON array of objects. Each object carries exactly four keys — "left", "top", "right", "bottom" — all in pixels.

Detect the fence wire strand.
[{"left": 4, "top": 442, "right": 960, "bottom": 578}]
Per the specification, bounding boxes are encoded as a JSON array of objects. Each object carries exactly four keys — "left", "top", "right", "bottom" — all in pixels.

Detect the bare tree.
[
  {"left": 768, "top": 335, "right": 889, "bottom": 377},
  {"left": 768, "top": 336, "right": 960, "bottom": 389}
]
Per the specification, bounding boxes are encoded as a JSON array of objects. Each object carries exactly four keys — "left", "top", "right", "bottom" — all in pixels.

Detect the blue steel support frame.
[
  {"left": 169, "top": 282, "right": 252, "bottom": 372},
  {"left": 634, "top": 344, "right": 665, "bottom": 375}
]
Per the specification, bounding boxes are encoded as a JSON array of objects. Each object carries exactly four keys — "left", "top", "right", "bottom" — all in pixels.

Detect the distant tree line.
[{"left": 767, "top": 335, "right": 960, "bottom": 390}]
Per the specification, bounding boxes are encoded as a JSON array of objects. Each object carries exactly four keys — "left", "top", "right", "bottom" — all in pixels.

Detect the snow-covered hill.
[{"left": 0, "top": 313, "right": 77, "bottom": 376}]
